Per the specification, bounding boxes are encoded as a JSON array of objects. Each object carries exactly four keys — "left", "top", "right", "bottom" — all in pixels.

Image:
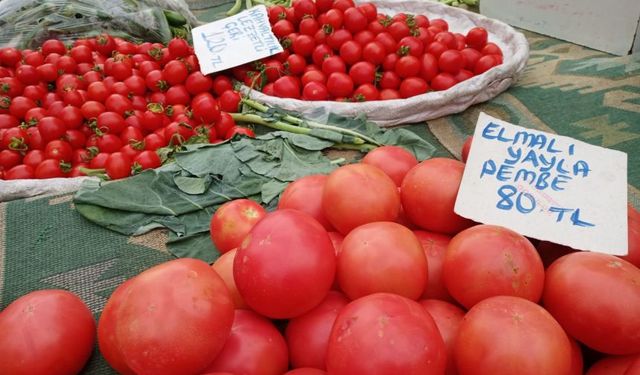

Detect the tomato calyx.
[
  {"left": 148, "top": 47, "right": 164, "bottom": 61},
  {"left": 405, "top": 14, "right": 417, "bottom": 29},
  {"left": 147, "top": 102, "right": 164, "bottom": 114},
  {"left": 59, "top": 160, "right": 72, "bottom": 174},
  {"left": 7, "top": 136, "right": 28, "bottom": 152},
  {"left": 78, "top": 166, "right": 107, "bottom": 178},
  {"left": 378, "top": 16, "right": 392, "bottom": 27},
  {"left": 129, "top": 139, "right": 145, "bottom": 150},
  {"left": 0, "top": 96, "right": 10, "bottom": 109},
  {"left": 19, "top": 117, "right": 39, "bottom": 129},
  {"left": 397, "top": 45, "right": 411, "bottom": 57},
  {"left": 322, "top": 24, "right": 334, "bottom": 35}
]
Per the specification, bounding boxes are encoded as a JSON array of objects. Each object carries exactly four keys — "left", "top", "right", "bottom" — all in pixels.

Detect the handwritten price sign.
[
  {"left": 192, "top": 5, "right": 283, "bottom": 75},
  {"left": 455, "top": 112, "right": 628, "bottom": 255}
]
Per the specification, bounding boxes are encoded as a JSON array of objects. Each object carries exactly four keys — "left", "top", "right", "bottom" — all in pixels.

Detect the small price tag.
[
  {"left": 455, "top": 112, "right": 628, "bottom": 255},
  {"left": 191, "top": 5, "right": 284, "bottom": 75}
]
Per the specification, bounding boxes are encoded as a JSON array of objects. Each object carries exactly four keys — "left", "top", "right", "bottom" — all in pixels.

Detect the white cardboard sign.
[
  {"left": 191, "top": 5, "right": 283, "bottom": 75},
  {"left": 455, "top": 112, "right": 628, "bottom": 255}
]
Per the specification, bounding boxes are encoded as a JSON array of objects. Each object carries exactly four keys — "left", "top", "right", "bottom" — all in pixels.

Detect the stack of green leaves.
[{"left": 74, "top": 113, "right": 436, "bottom": 262}]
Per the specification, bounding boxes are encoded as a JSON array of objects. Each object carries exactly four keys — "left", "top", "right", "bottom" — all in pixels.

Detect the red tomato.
[
  {"left": 444, "top": 225, "right": 545, "bottom": 308},
  {"left": 338, "top": 221, "right": 427, "bottom": 300},
  {"left": 234, "top": 209, "right": 336, "bottom": 319},
  {"left": 586, "top": 355, "right": 638, "bottom": 375},
  {"left": 0, "top": 290, "right": 95, "bottom": 375},
  {"left": 274, "top": 76, "right": 302, "bottom": 98},
  {"left": 211, "top": 249, "right": 247, "bottom": 309},
  {"left": 322, "top": 55, "right": 347, "bottom": 75},
  {"left": 44, "top": 139, "right": 73, "bottom": 162},
  {"left": 349, "top": 61, "right": 376, "bottom": 85},
  {"left": 322, "top": 163, "right": 400, "bottom": 234},
  {"left": 327, "top": 293, "right": 446, "bottom": 374},
  {"left": 339, "top": 40, "right": 362, "bottom": 65},
  {"left": 361, "top": 145, "right": 418, "bottom": 186},
  {"left": 466, "top": 27, "right": 488, "bottom": 50},
  {"left": 286, "top": 291, "right": 350, "bottom": 369},
  {"left": 209, "top": 198, "right": 267, "bottom": 254},
  {"left": 455, "top": 296, "right": 572, "bottom": 375},
  {"left": 192, "top": 92, "right": 221, "bottom": 124},
  {"left": 5, "top": 164, "right": 35, "bottom": 179},
  {"left": 212, "top": 75, "right": 234, "bottom": 96},
  {"left": 431, "top": 72, "right": 458, "bottom": 91},
  {"left": 400, "top": 158, "right": 474, "bottom": 234},
  {"left": 278, "top": 174, "right": 333, "bottom": 230},
  {"left": 543, "top": 252, "right": 640, "bottom": 354},
  {"left": 352, "top": 83, "right": 379, "bottom": 101},
  {"left": 104, "top": 152, "right": 131, "bottom": 180},
  {"left": 218, "top": 90, "right": 242, "bottom": 113},
  {"left": 326, "top": 72, "right": 354, "bottom": 98},
  {"left": 303, "top": 81, "right": 330, "bottom": 100},
  {"left": 285, "top": 369, "right": 327, "bottom": 375},
  {"left": 97, "top": 258, "right": 235, "bottom": 375},
  {"left": 438, "top": 49, "right": 464, "bottom": 74},
  {"left": 474, "top": 54, "right": 499, "bottom": 75},
  {"left": 343, "top": 7, "right": 368, "bottom": 33},
  {"left": 379, "top": 71, "right": 401, "bottom": 90},
  {"left": 419, "top": 299, "right": 466, "bottom": 375},
  {"left": 621, "top": 205, "right": 640, "bottom": 267},
  {"left": 398, "top": 36, "right": 424, "bottom": 57},
  {"left": 399, "top": 77, "right": 429, "bottom": 98},
  {"left": 395, "top": 55, "right": 421, "bottom": 78},
  {"left": 361, "top": 41, "right": 386, "bottom": 65},
  {"left": 414, "top": 230, "right": 454, "bottom": 302},
  {"left": 624, "top": 357, "right": 640, "bottom": 375},
  {"left": 35, "top": 158, "right": 69, "bottom": 178},
  {"left": 203, "top": 310, "right": 289, "bottom": 375}
]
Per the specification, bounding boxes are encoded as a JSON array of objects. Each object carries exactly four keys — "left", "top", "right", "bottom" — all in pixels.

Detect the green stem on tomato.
[{"left": 241, "top": 98, "right": 382, "bottom": 147}]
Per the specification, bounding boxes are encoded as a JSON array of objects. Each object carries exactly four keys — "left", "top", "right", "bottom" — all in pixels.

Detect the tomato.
[
  {"left": 361, "top": 41, "right": 386, "bottom": 64},
  {"left": 327, "top": 29, "right": 353, "bottom": 51},
  {"left": 395, "top": 55, "right": 421, "bottom": 78},
  {"left": 481, "top": 42, "right": 503, "bottom": 56},
  {"left": 5, "top": 164, "right": 35, "bottom": 179},
  {"left": 191, "top": 92, "right": 221, "bottom": 124},
  {"left": 413, "top": 231, "right": 454, "bottom": 301},
  {"left": 1, "top": 127, "right": 28, "bottom": 151},
  {"left": 465, "top": 27, "right": 488, "bottom": 50},
  {"left": 37, "top": 116, "right": 67, "bottom": 143},
  {"left": 348, "top": 61, "right": 376, "bottom": 85},
  {"left": 286, "top": 54, "right": 307, "bottom": 76},
  {"left": 621, "top": 205, "right": 640, "bottom": 267},
  {"left": 162, "top": 60, "right": 189, "bottom": 86},
  {"left": 474, "top": 54, "right": 499, "bottom": 75},
  {"left": 285, "top": 369, "right": 327, "bottom": 375},
  {"left": 336, "top": 41, "right": 360, "bottom": 66},
  {"left": 15, "top": 64, "right": 40, "bottom": 85},
  {"left": 0, "top": 113, "right": 18, "bottom": 129},
  {"left": 455, "top": 296, "right": 572, "bottom": 375},
  {"left": 426, "top": 41, "right": 448, "bottom": 58},
  {"left": 322, "top": 55, "right": 347, "bottom": 76},
  {"left": 132, "top": 150, "right": 161, "bottom": 171},
  {"left": 97, "top": 133, "right": 124, "bottom": 153},
  {"left": 23, "top": 149, "right": 45, "bottom": 168},
  {"left": 322, "top": 163, "right": 399, "bottom": 234},
  {"left": 352, "top": 83, "right": 378, "bottom": 101},
  {"left": 302, "top": 70, "right": 327, "bottom": 86},
  {"left": 586, "top": 355, "right": 638, "bottom": 375},
  {"left": 209, "top": 198, "right": 267, "bottom": 254},
  {"left": 384, "top": 53, "right": 400, "bottom": 72},
  {"left": 278, "top": 174, "right": 333, "bottom": 230},
  {"left": 234, "top": 209, "right": 336, "bottom": 319},
  {"left": 353, "top": 30, "right": 375, "bottom": 46},
  {"left": 444, "top": 224, "right": 544, "bottom": 308},
  {"left": 167, "top": 37, "right": 189, "bottom": 58},
  {"left": 398, "top": 36, "right": 424, "bottom": 57},
  {"left": 419, "top": 299, "right": 466, "bottom": 375},
  {"left": 0, "top": 290, "right": 95, "bottom": 375},
  {"left": 379, "top": 71, "right": 401, "bottom": 90},
  {"left": 360, "top": 146, "right": 417, "bottom": 186},
  {"left": 624, "top": 357, "right": 640, "bottom": 375},
  {"left": 326, "top": 72, "right": 354, "bottom": 98},
  {"left": 273, "top": 19, "right": 296, "bottom": 38},
  {"left": 374, "top": 32, "right": 397, "bottom": 54},
  {"left": 292, "top": 34, "right": 316, "bottom": 57},
  {"left": 44, "top": 139, "right": 73, "bottom": 162},
  {"left": 104, "top": 152, "right": 132, "bottom": 180},
  {"left": 399, "top": 77, "right": 428, "bottom": 98},
  {"left": 263, "top": 59, "right": 286, "bottom": 82},
  {"left": 543, "top": 252, "right": 640, "bottom": 354},
  {"left": 184, "top": 71, "right": 212, "bottom": 95},
  {"left": 9, "top": 96, "right": 37, "bottom": 119},
  {"left": 431, "top": 72, "right": 458, "bottom": 91},
  {"left": 286, "top": 291, "right": 350, "bottom": 369},
  {"left": 0, "top": 47, "right": 22, "bottom": 67},
  {"left": 165, "top": 121, "right": 195, "bottom": 144},
  {"left": 218, "top": 90, "right": 241, "bottom": 113},
  {"left": 327, "top": 293, "right": 446, "bottom": 374},
  {"left": 438, "top": 49, "right": 464, "bottom": 75},
  {"left": 211, "top": 249, "right": 247, "bottom": 309},
  {"left": 0, "top": 149, "right": 21, "bottom": 169},
  {"left": 338, "top": 221, "right": 427, "bottom": 299},
  {"left": 89, "top": 152, "right": 109, "bottom": 169},
  {"left": 214, "top": 112, "right": 236, "bottom": 138},
  {"left": 42, "top": 39, "right": 67, "bottom": 57},
  {"left": 460, "top": 47, "right": 482, "bottom": 71},
  {"left": 401, "top": 158, "right": 474, "bottom": 234},
  {"left": 98, "top": 258, "right": 234, "bottom": 375},
  {"left": 300, "top": 17, "right": 320, "bottom": 36},
  {"left": 143, "top": 133, "right": 167, "bottom": 150},
  {"left": 203, "top": 310, "right": 289, "bottom": 375},
  {"left": 388, "top": 21, "right": 411, "bottom": 41},
  {"left": 274, "top": 76, "right": 301, "bottom": 98},
  {"left": 343, "top": 7, "right": 368, "bottom": 33}
]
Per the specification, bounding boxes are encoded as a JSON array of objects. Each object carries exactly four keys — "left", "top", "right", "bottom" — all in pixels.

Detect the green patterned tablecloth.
[{"left": 0, "top": 9, "right": 639, "bottom": 374}]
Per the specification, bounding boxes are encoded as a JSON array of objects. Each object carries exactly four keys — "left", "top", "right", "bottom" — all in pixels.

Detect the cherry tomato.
[
  {"left": 303, "top": 81, "right": 330, "bottom": 100},
  {"left": 191, "top": 92, "right": 221, "bottom": 124},
  {"left": 399, "top": 77, "right": 428, "bottom": 98},
  {"left": 273, "top": 76, "right": 301, "bottom": 98},
  {"left": 431, "top": 72, "right": 458, "bottom": 91},
  {"left": 395, "top": 55, "right": 421, "bottom": 78},
  {"left": 326, "top": 72, "right": 354, "bottom": 98}
]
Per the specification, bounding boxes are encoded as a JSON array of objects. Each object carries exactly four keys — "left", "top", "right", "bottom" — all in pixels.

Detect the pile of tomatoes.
[
  {"left": 2, "top": 145, "right": 638, "bottom": 375},
  {"left": 237, "top": 0, "right": 503, "bottom": 101},
  {"left": 0, "top": 35, "right": 251, "bottom": 180}
]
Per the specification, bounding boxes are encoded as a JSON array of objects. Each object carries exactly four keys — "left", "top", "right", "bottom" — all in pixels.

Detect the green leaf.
[{"left": 174, "top": 175, "right": 210, "bottom": 195}]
